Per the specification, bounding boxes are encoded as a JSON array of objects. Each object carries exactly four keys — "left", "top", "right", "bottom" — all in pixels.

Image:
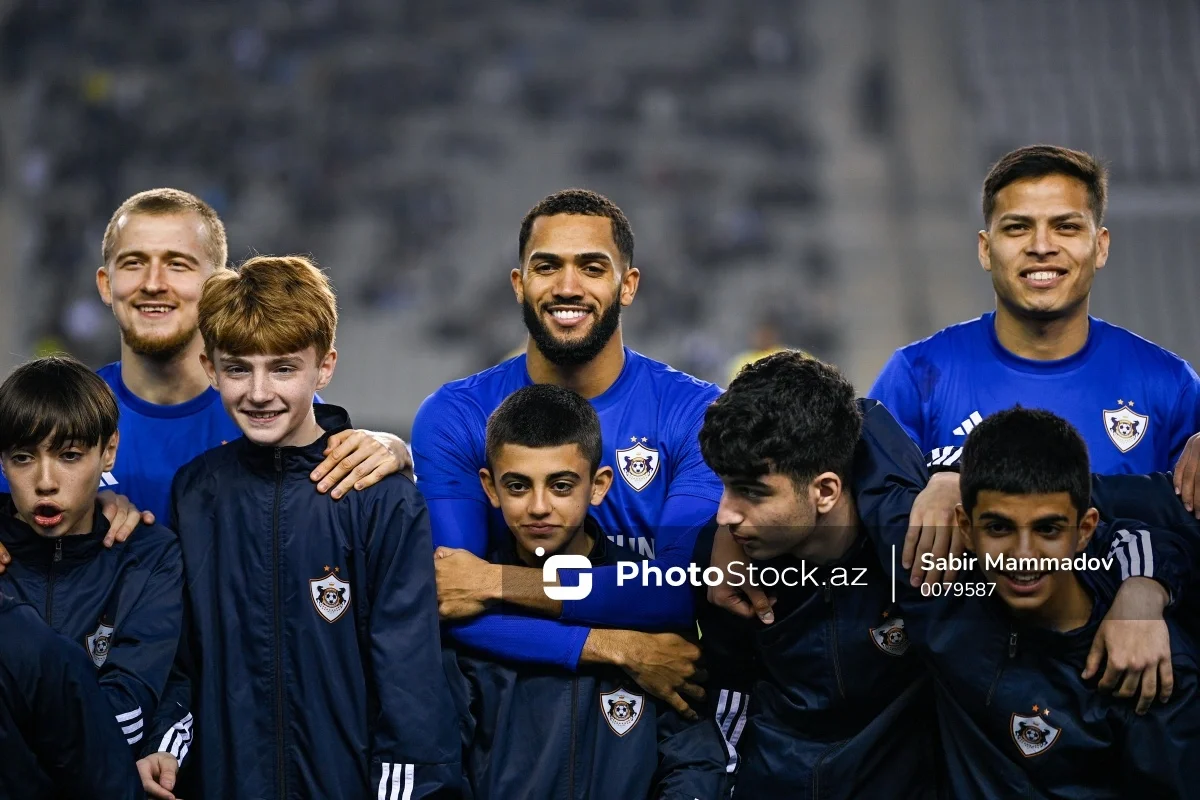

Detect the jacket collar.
[
  {"left": 0, "top": 495, "right": 109, "bottom": 565},
  {"left": 235, "top": 404, "right": 355, "bottom": 473}
]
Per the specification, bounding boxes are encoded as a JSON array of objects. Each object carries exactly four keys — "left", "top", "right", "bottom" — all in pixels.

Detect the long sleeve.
[
  {"left": 562, "top": 385, "right": 722, "bottom": 629},
  {"left": 367, "top": 485, "right": 462, "bottom": 798},
  {"left": 1120, "top": 654, "right": 1200, "bottom": 797},
  {"left": 10, "top": 605, "right": 143, "bottom": 799},
  {"left": 560, "top": 493, "right": 717, "bottom": 629},
  {"left": 652, "top": 711, "right": 730, "bottom": 800},
  {"left": 99, "top": 533, "right": 184, "bottom": 750},
  {"left": 415, "top": 390, "right": 595, "bottom": 669},
  {"left": 1168, "top": 362, "right": 1200, "bottom": 467}
]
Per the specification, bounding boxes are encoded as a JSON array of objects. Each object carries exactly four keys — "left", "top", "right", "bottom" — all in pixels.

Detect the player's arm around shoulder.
[{"left": 360, "top": 474, "right": 463, "bottom": 798}]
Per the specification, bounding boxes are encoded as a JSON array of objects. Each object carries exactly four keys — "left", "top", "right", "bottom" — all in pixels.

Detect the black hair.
[
  {"left": 982, "top": 144, "right": 1108, "bottom": 226},
  {"left": 959, "top": 407, "right": 1091, "bottom": 518},
  {"left": 517, "top": 189, "right": 635, "bottom": 268},
  {"left": 0, "top": 356, "right": 119, "bottom": 454},
  {"left": 485, "top": 384, "right": 602, "bottom": 474},
  {"left": 699, "top": 351, "right": 862, "bottom": 484}
]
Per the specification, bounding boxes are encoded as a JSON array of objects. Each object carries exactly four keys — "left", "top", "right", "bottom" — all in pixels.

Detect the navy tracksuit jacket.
[
  {"left": 853, "top": 399, "right": 1200, "bottom": 798},
  {"left": 0, "top": 594, "right": 143, "bottom": 800},
  {"left": 0, "top": 496, "right": 183, "bottom": 750},
  {"left": 446, "top": 519, "right": 729, "bottom": 800},
  {"left": 147, "top": 404, "right": 461, "bottom": 799}
]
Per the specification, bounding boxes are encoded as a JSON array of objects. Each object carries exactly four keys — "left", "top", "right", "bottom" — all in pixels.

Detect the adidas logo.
[
  {"left": 928, "top": 411, "right": 983, "bottom": 467},
  {"left": 98, "top": 472, "right": 119, "bottom": 488},
  {"left": 952, "top": 411, "right": 984, "bottom": 437}
]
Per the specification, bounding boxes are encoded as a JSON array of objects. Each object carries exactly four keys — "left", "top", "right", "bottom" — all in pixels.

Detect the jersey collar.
[{"left": 982, "top": 311, "right": 1103, "bottom": 375}]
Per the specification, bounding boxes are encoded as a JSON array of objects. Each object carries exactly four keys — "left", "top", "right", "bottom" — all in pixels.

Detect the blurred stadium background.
[{"left": 0, "top": 0, "right": 1197, "bottom": 434}]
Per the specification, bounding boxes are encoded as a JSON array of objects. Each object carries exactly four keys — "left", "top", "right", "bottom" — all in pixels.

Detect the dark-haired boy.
[
  {"left": 912, "top": 408, "right": 1200, "bottom": 798},
  {"left": 693, "top": 351, "right": 940, "bottom": 797},
  {"left": 0, "top": 594, "right": 143, "bottom": 799},
  {"left": 0, "top": 356, "right": 183, "bottom": 760},
  {"left": 444, "top": 384, "right": 728, "bottom": 799}
]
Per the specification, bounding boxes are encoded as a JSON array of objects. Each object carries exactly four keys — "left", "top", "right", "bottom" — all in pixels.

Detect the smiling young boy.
[
  {"left": 443, "top": 384, "right": 727, "bottom": 800},
  {"left": 137, "top": 256, "right": 459, "bottom": 800},
  {"left": 0, "top": 356, "right": 183, "bottom": 762},
  {"left": 913, "top": 408, "right": 1200, "bottom": 798}
]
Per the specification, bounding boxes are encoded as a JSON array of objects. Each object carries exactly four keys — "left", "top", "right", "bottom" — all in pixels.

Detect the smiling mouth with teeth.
[
  {"left": 1003, "top": 572, "right": 1045, "bottom": 585},
  {"left": 245, "top": 411, "right": 284, "bottom": 421},
  {"left": 1022, "top": 270, "right": 1064, "bottom": 281},
  {"left": 136, "top": 305, "right": 174, "bottom": 315},
  {"left": 549, "top": 308, "right": 589, "bottom": 320}
]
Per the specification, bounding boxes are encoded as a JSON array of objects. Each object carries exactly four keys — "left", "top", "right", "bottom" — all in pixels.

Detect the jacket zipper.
[
  {"left": 985, "top": 629, "right": 1019, "bottom": 706},
  {"left": 812, "top": 738, "right": 850, "bottom": 799},
  {"left": 568, "top": 678, "right": 579, "bottom": 798},
  {"left": 272, "top": 448, "right": 287, "bottom": 799},
  {"left": 45, "top": 539, "right": 62, "bottom": 625},
  {"left": 824, "top": 586, "right": 846, "bottom": 699}
]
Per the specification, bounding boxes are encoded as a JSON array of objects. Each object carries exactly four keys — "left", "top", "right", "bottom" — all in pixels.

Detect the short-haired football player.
[
  {"left": 0, "top": 356, "right": 182, "bottom": 754},
  {"left": 445, "top": 384, "right": 728, "bottom": 799},
  {"left": 0, "top": 188, "right": 414, "bottom": 572},
  {"left": 867, "top": 144, "right": 1200, "bottom": 587},
  {"left": 137, "top": 256, "right": 459, "bottom": 800}
]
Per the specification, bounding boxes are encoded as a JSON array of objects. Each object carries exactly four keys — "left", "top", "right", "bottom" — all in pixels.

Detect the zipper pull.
[
  {"left": 53, "top": 539, "right": 63, "bottom": 563},
  {"left": 274, "top": 448, "right": 282, "bottom": 472},
  {"left": 1008, "top": 630, "right": 1018, "bottom": 658}
]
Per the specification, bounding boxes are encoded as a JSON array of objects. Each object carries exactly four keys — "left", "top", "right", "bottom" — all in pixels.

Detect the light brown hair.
[
  {"left": 102, "top": 188, "right": 228, "bottom": 269},
  {"left": 198, "top": 255, "right": 338, "bottom": 358}
]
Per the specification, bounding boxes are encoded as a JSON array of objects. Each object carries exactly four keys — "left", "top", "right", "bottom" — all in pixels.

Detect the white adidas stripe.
[{"left": 378, "top": 763, "right": 414, "bottom": 800}]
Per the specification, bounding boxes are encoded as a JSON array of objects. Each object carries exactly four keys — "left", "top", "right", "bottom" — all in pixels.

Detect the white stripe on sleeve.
[{"left": 378, "top": 763, "right": 392, "bottom": 800}]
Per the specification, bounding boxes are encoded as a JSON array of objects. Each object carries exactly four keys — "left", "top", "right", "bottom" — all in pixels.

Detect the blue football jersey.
[
  {"left": 0, "top": 363, "right": 242, "bottom": 523},
  {"left": 412, "top": 348, "right": 723, "bottom": 558},
  {"left": 868, "top": 312, "right": 1200, "bottom": 474}
]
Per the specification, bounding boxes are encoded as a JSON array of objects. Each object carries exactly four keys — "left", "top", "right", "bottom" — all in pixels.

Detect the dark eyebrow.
[
  {"left": 527, "top": 251, "right": 613, "bottom": 266},
  {"left": 499, "top": 471, "right": 532, "bottom": 483},
  {"left": 977, "top": 512, "right": 1015, "bottom": 525},
  {"left": 1030, "top": 514, "right": 1071, "bottom": 526},
  {"left": 547, "top": 470, "right": 582, "bottom": 481},
  {"left": 574, "top": 252, "right": 613, "bottom": 265},
  {"left": 528, "top": 252, "right": 562, "bottom": 265}
]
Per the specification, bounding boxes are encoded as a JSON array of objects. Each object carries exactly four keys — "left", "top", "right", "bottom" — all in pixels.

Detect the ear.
[
  {"left": 1075, "top": 507, "right": 1100, "bottom": 553},
  {"left": 590, "top": 466, "right": 614, "bottom": 506},
  {"left": 510, "top": 267, "right": 525, "bottom": 304},
  {"left": 478, "top": 468, "right": 501, "bottom": 509},
  {"left": 96, "top": 265, "right": 114, "bottom": 307},
  {"left": 619, "top": 266, "right": 640, "bottom": 307},
  {"left": 101, "top": 431, "right": 119, "bottom": 472},
  {"left": 1094, "top": 226, "right": 1110, "bottom": 271},
  {"left": 810, "top": 471, "right": 843, "bottom": 515},
  {"left": 955, "top": 504, "right": 975, "bottom": 551},
  {"left": 315, "top": 349, "right": 338, "bottom": 391},
  {"left": 977, "top": 230, "right": 991, "bottom": 273},
  {"left": 199, "top": 352, "right": 219, "bottom": 390}
]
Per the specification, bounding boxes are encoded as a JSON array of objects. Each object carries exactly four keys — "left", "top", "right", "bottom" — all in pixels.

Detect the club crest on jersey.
[
  {"left": 601, "top": 687, "right": 643, "bottom": 736},
  {"left": 1010, "top": 710, "right": 1061, "bottom": 757},
  {"left": 309, "top": 567, "right": 351, "bottom": 623},
  {"left": 616, "top": 437, "right": 660, "bottom": 492},
  {"left": 86, "top": 621, "right": 115, "bottom": 668},
  {"left": 869, "top": 616, "right": 910, "bottom": 656},
  {"left": 1104, "top": 402, "right": 1148, "bottom": 453}
]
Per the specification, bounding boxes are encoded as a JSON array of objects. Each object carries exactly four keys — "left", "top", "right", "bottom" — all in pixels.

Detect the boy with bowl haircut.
[
  {"left": 138, "top": 256, "right": 459, "bottom": 800},
  {"left": 444, "top": 384, "right": 727, "bottom": 800},
  {"left": 0, "top": 356, "right": 183, "bottom": 752}
]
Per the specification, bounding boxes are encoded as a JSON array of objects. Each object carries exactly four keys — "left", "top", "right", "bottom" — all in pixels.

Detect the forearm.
[
  {"left": 447, "top": 611, "right": 591, "bottom": 670},
  {"left": 497, "top": 564, "right": 563, "bottom": 617}
]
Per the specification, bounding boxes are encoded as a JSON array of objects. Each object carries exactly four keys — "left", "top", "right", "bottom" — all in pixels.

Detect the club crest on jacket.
[
  {"left": 86, "top": 620, "right": 115, "bottom": 667},
  {"left": 310, "top": 566, "right": 351, "bottom": 623},
  {"left": 601, "top": 687, "right": 643, "bottom": 736},
  {"left": 1010, "top": 709, "right": 1061, "bottom": 757},
  {"left": 869, "top": 616, "right": 910, "bottom": 656}
]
